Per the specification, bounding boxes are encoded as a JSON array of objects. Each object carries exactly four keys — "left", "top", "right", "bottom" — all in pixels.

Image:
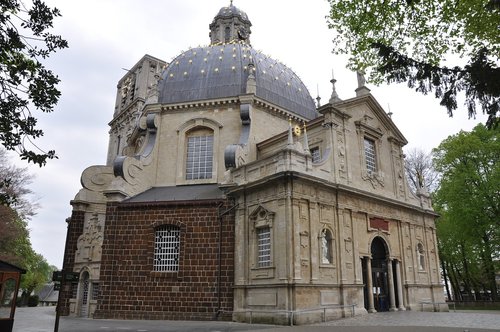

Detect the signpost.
[{"left": 53, "top": 270, "right": 79, "bottom": 332}]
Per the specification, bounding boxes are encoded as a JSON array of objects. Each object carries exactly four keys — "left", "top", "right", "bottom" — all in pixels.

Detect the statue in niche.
[{"left": 321, "top": 229, "right": 333, "bottom": 264}]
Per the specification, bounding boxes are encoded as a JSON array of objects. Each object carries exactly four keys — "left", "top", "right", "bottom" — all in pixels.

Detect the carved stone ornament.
[
  {"left": 75, "top": 213, "right": 104, "bottom": 263},
  {"left": 362, "top": 171, "right": 385, "bottom": 189}
]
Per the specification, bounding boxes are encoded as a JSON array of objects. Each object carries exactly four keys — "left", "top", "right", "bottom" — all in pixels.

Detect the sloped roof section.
[{"left": 125, "top": 184, "right": 225, "bottom": 203}]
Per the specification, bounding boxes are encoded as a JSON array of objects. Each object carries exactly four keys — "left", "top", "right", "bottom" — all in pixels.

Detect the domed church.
[{"left": 60, "top": 2, "right": 447, "bottom": 324}]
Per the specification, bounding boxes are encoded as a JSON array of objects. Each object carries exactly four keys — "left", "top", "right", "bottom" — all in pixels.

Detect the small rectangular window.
[
  {"left": 91, "top": 283, "right": 100, "bottom": 300},
  {"left": 364, "top": 138, "right": 377, "bottom": 173},
  {"left": 71, "top": 282, "right": 78, "bottom": 298},
  {"left": 257, "top": 227, "right": 271, "bottom": 267},
  {"left": 153, "top": 225, "right": 180, "bottom": 272},
  {"left": 311, "top": 147, "right": 321, "bottom": 163}
]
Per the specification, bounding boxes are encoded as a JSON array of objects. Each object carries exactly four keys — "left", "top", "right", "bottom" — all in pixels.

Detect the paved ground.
[{"left": 12, "top": 306, "right": 500, "bottom": 332}]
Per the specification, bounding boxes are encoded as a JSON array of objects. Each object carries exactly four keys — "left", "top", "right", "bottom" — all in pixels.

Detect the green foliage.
[
  {"left": 433, "top": 124, "right": 499, "bottom": 300},
  {"left": 0, "top": 147, "right": 52, "bottom": 303},
  {"left": 19, "top": 251, "right": 52, "bottom": 299},
  {"left": 0, "top": 0, "right": 68, "bottom": 204},
  {"left": 327, "top": 0, "right": 500, "bottom": 128}
]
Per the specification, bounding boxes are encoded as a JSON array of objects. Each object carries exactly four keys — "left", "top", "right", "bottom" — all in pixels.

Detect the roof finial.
[
  {"left": 230, "top": 0, "right": 233, "bottom": 6},
  {"left": 287, "top": 117, "right": 294, "bottom": 147},
  {"left": 329, "top": 70, "right": 341, "bottom": 103},
  {"left": 303, "top": 122, "right": 310, "bottom": 155},
  {"left": 316, "top": 84, "right": 321, "bottom": 108}
]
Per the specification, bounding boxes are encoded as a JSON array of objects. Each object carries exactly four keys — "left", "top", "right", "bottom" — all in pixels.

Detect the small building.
[
  {"left": 0, "top": 260, "right": 26, "bottom": 332},
  {"left": 36, "top": 282, "right": 59, "bottom": 306},
  {"left": 60, "top": 3, "right": 447, "bottom": 324}
]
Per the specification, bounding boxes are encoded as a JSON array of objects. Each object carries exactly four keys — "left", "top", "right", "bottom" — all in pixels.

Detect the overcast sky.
[{"left": 16, "top": 0, "right": 486, "bottom": 268}]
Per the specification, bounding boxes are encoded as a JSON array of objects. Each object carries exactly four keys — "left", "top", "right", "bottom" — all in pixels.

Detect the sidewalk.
[{"left": 13, "top": 306, "right": 500, "bottom": 332}]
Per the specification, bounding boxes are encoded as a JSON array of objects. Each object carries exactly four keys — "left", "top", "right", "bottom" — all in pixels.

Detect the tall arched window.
[
  {"left": 417, "top": 243, "right": 425, "bottom": 271},
  {"left": 185, "top": 128, "right": 214, "bottom": 180}
]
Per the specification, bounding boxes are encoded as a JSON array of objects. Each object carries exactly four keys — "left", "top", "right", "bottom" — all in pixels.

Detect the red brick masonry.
[{"left": 92, "top": 199, "right": 235, "bottom": 320}]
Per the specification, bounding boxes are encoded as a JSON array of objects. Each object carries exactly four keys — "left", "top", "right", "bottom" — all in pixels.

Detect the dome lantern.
[{"left": 209, "top": 2, "right": 252, "bottom": 45}]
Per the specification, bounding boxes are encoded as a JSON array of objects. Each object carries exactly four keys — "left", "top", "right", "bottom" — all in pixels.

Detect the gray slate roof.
[
  {"left": 125, "top": 184, "right": 225, "bottom": 203},
  {"left": 158, "top": 43, "right": 318, "bottom": 120}
]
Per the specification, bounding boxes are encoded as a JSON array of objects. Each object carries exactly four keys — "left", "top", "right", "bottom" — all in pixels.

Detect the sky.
[{"left": 14, "top": 0, "right": 487, "bottom": 268}]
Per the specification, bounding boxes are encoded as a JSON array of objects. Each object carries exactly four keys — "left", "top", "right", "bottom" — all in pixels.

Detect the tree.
[
  {"left": 0, "top": 149, "right": 36, "bottom": 266},
  {"left": 404, "top": 148, "right": 438, "bottom": 194},
  {"left": 0, "top": 149, "right": 37, "bottom": 217},
  {"left": 433, "top": 124, "right": 500, "bottom": 300},
  {"left": 0, "top": 148, "right": 51, "bottom": 303},
  {"left": 19, "top": 250, "right": 52, "bottom": 306},
  {"left": 326, "top": 0, "right": 500, "bottom": 129},
  {"left": 1, "top": 0, "right": 68, "bottom": 204}
]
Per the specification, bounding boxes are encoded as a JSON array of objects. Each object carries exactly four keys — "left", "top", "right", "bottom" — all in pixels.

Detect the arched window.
[
  {"left": 153, "top": 225, "right": 180, "bottom": 272},
  {"left": 224, "top": 26, "right": 231, "bottom": 43},
  {"left": 320, "top": 229, "right": 333, "bottom": 264},
  {"left": 185, "top": 128, "right": 214, "bottom": 180},
  {"left": 417, "top": 243, "right": 425, "bottom": 271}
]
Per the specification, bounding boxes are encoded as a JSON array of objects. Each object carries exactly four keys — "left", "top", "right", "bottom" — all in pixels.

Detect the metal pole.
[
  {"left": 215, "top": 202, "right": 238, "bottom": 319},
  {"left": 54, "top": 271, "right": 64, "bottom": 332}
]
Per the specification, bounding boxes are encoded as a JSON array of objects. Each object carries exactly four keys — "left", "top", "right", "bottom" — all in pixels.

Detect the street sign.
[
  {"left": 54, "top": 283, "right": 61, "bottom": 291},
  {"left": 52, "top": 271, "right": 79, "bottom": 282},
  {"left": 65, "top": 272, "right": 79, "bottom": 282},
  {"left": 52, "top": 271, "right": 62, "bottom": 282}
]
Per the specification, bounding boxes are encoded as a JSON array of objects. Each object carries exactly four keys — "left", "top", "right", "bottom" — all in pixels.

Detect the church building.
[{"left": 60, "top": 3, "right": 447, "bottom": 324}]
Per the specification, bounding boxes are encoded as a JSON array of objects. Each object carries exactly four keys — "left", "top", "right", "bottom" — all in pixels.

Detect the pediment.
[
  {"left": 339, "top": 95, "right": 408, "bottom": 146},
  {"left": 249, "top": 205, "right": 275, "bottom": 221}
]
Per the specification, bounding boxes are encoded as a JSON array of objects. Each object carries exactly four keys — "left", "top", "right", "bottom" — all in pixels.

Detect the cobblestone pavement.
[
  {"left": 313, "top": 310, "right": 500, "bottom": 330},
  {"left": 12, "top": 306, "right": 500, "bottom": 332}
]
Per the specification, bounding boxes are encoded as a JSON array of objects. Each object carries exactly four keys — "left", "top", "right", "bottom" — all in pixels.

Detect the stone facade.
[{"left": 61, "top": 3, "right": 446, "bottom": 324}]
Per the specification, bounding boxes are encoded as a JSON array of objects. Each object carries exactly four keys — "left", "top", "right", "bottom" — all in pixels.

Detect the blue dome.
[{"left": 158, "top": 43, "right": 317, "bottom": 120}]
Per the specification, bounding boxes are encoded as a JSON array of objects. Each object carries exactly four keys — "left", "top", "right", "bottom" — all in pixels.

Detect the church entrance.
[{"left": 362, "top": 236, "right": 390, "bottom": 312}]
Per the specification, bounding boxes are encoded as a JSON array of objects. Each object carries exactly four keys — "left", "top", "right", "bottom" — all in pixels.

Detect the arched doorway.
[
  {"left": 371, "top": 237, "right": 389, "bottom": 312},
  {"left": 79, "top": 271, "right": 90, "bottom": 317},
  {"left": 363, "top": 236, "right": 390, "bottom": 312}
]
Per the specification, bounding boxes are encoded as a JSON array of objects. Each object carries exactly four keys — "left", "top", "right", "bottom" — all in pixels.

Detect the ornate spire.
[
  {"left": 302, "top": 122, "right": 310, "bottom": 155},
  {"left": 329, "top": 71, "right": 341, "bottom": 103},
  {"left": 287, "top": 118, "right": 294, "bottom": 147}
]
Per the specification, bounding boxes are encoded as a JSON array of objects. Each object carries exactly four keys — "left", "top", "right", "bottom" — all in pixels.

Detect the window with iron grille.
[
  {"left": 153, "top": 225, "right": 180, "bottom": 272},
  {"left": 257, "top": 227, "right": 271, "bottom": 267},
  {"left": 311, "top": 146, "right": 321, "bottom": 163},
  {"left": 71, "top": 282, "right": 78, "bottom": 298},
  {"left": 364, "top": 138, "right": 377, "bottom": 173},
  {"left": 91, "top": 283, "right": 100, "bottom": 300},
  {"left": 186, "top": 134, "right": 213, "bottom": 180}
]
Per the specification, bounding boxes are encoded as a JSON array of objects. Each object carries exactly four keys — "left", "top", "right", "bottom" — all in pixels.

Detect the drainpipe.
[{"left": 215, "top": 201, "right": 238, "bottom": 319}]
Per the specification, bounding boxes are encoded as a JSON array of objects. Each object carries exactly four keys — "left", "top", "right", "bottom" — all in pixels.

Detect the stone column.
[
  {"left": 387, "top": 258, "right": 397, "bottom": 311},
  {"left": 395, "top": 259, "right": 406, "bottom": 310},
  {"left": 366, "top": 257, "right": 376, "bottom": 313}
]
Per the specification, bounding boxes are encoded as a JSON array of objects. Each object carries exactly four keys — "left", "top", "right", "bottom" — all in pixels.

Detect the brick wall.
[
  {"left": 59, "top": 210, "right": 85, "bottom": 316},
  {"left": 93, "top": 199, "right": 235, "bottom": 320}
]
